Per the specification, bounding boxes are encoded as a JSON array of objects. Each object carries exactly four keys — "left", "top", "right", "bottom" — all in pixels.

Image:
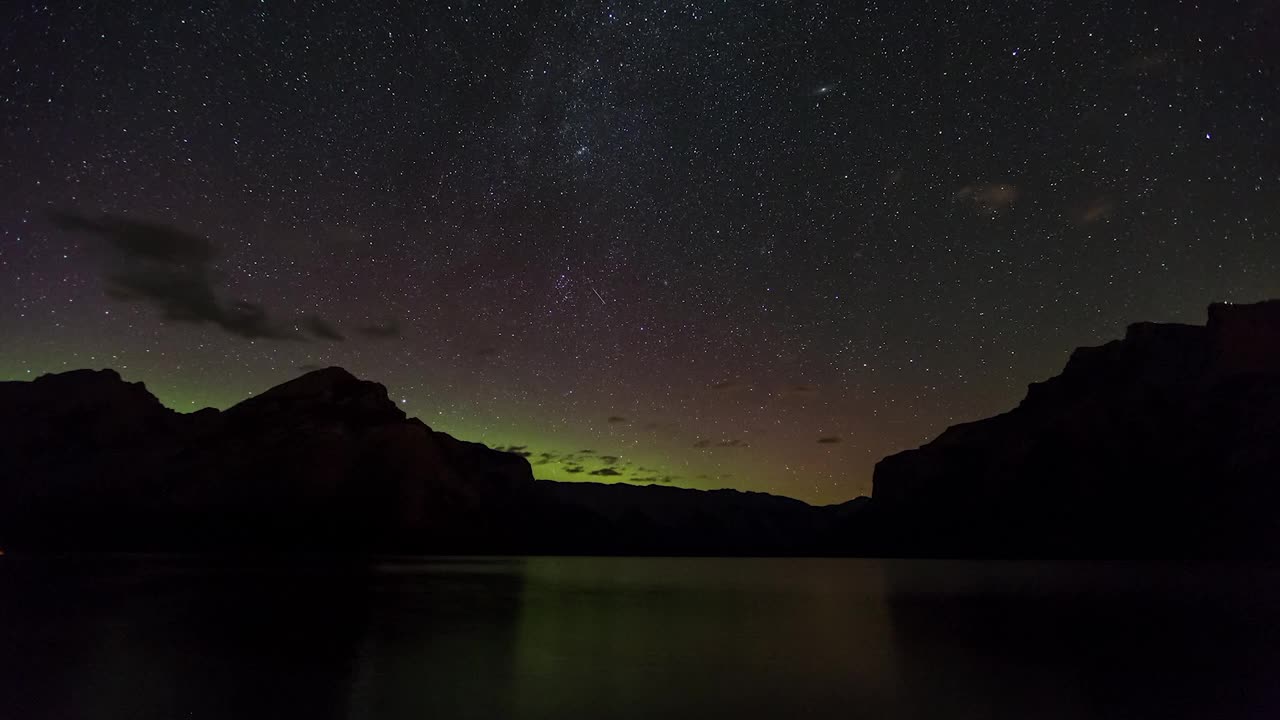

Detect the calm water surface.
[{"left": 1, "top": 555, "right": 1277, "bottom": 719}]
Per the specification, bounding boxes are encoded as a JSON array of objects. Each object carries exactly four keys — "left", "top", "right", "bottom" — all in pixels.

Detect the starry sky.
[{"left": 2, "top": 1, "right": 1278, "bottom": 504}]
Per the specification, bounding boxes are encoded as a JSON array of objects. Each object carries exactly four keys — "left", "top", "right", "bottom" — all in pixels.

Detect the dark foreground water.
[{"left": 1, "top": 556, "right": 1278, "bottom": 719}]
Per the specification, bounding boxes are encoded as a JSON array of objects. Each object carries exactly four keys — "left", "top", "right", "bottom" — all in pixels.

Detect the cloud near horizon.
[{"left": 631, "top": 474, "right": 678, "bottom": 484}]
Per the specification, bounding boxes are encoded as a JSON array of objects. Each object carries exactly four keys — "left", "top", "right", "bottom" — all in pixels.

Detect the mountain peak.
[
  {"left": 229, "top": 366, "right": 406, "bottom": 425},
  {"left": 269, "top": 366, "right": 361, "bottom": 393},
  {"left": 21, "top": 367, "right": 165, "bottom": 415},
  {"left": 36, "top": 367, "right": 123, "bottom": 383}
]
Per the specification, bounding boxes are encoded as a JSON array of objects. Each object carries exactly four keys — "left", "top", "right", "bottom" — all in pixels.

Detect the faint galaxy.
[{"left": 2, "top": 1, "right": 1278, "bottom": 502}]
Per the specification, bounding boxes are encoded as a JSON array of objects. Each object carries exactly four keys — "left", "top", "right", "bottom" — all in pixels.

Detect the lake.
[{"left": 1, "top": 555, "right": 1277, "bottom": 719}]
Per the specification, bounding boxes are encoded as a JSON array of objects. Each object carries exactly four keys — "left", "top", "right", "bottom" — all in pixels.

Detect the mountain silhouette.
[
  {"left": 853, "top": 300, "right": 1280, "bottom": 558},
  {"left": 0, "top": 366, "right": 830, "bottom": 552},
  {"left": 2, "top": 300, "right": 1279, "bottom": 557}
]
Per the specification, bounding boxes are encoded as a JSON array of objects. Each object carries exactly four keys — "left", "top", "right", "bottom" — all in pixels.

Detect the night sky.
[{"left": 3, "top": 1, "right": 1278, "bottom": 504}]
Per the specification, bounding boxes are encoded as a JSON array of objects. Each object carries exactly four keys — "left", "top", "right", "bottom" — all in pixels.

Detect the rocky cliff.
[{"left": 865, "top": 300, "right": 1280, "bottom": 558}]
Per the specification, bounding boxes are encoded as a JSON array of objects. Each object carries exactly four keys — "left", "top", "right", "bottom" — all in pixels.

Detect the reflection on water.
[
  {"left": 0, "top": 556, "right": 1277, "bottom": 719},
  {"left": 511, "top": 558, "right": 903, "bottom": 719}
]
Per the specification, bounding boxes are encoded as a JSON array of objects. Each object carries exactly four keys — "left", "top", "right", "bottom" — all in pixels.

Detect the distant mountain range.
[
  {"left": 2, "top": 300, "right": 1278, "bottom": 558},
  {"left": 0, "top": 364, "right": 842, "bottom": 553}
]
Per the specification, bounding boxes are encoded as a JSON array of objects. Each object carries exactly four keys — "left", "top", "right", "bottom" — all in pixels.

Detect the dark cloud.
[
  {"left": 606, "top": 415, "right": 628, "bottom": 424},
  {"left": 694, "top": 438, "right": 750, "bottom": 449},
  {"left": 774, "top": 384, "right": 822, "bottom": 402},
  {"left": 495, "top": 445, "right": 532, "bottom": 457},
  {"left": 358, "top": 320, "right": 402, "bottom": 339},
  {"left": 579, "top": 449, "right": 595, "bottom": 454},
  {"left": 710, "top": 380, "right": 740, "bottom": 391},
  {"left": 632, "top": 475, "right": 678, "bottom": 484},
  {"left": 304, "top": 315, "right": 345, "bottom": 341},
  {"left": 474, "top": 346, "right": 499, "bottom": 358},
  {"left": 817, "top": 436, "right": 842, "bottom": 444},
  {"left": 487, "top": 446, "right": 605, "bottom": 466},
  {"left": 589, "top": 468, "right": 622, "bottom": 477},
  {"left": 49, "top": 210, "right": 214, "bottom": 264},
  {"left": 297, "top": 364, "right": 324, "bottom": 373},
  {"left": 49, "top": 211, "right": 345, "bottom": 341}
]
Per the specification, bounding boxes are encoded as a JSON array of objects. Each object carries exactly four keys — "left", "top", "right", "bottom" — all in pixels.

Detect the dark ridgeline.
[
  {"left": 2, "top": 300, "right": 1279, "bottom": 559},
  {"left": 854, "top": 299, "right": 1280, "bottom": 559},
  {"left": 0, "top": 365, "right": 832, "bottom": 553},
  {"left": 536, "top": 481, "right": 867, "bottom": 555},
  {"left": 0, "top": 367, "right": 533, "bottom": 551}
]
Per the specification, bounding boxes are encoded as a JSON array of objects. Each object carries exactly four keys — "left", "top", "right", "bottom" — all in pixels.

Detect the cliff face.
[{"left": 868, "top": 301, "right": 1280, "bottom": 558}]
